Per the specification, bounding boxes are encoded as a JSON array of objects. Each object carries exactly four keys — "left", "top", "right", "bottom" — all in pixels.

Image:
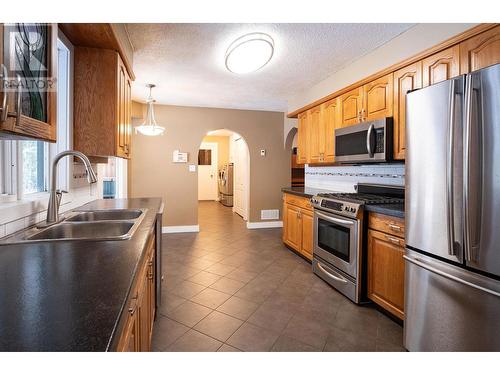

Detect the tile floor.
[{"left": 153, "top": 201, "right": 405, "bottom": 352}]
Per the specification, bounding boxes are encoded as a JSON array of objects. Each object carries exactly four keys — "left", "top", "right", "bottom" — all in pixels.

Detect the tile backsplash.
[{"left": 305, "top": 163, "right": 405, "bottom": 192}]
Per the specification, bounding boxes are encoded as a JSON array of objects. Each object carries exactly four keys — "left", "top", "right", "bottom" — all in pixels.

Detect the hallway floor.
[{"left": 153, "top": 201, "right": 405, "bottom": 352}]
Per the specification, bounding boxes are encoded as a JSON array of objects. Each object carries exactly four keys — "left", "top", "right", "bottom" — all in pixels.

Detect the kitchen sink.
[
  {"left": 27, "top": 222, "right": 135, "bottom": 241},
  {"left": 0, "top": 208, "right": 147, "bottom": 245},
  {"left": 66, "top": 209, "right": 143, "bottom": 222}
]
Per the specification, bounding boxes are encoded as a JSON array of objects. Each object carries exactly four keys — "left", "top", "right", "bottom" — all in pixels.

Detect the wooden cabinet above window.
[
  {"left": 0, "top": 23, "right": 58, "bottom": 142},
  {"left": 73, "top": 47, "right": 131, "bottom": 159}
]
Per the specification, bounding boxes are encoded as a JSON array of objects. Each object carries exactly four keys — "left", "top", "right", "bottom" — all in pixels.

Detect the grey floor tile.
[
  {"left": 194, "top": 311, "right": 244, "bottom": 342},
  {"left": 225, "top": 268, "right": 259, "bottom": 283},
  {"left": 227, "top": 322, "right": 280, "bottom": 352},
  {"left": 167, "top": 329, "right": 223, "bottom": 352},
  {"left": 282, "top": 313, "right": 331, "bottom": 350},
  {"left": 205, "top": 263, "right": 237, "bottom": 276},
  {"left": 190, "top": 288, "right": 232, "bottom": 309},
  {"left": 151, "top": 316, "right": 190, "bottom": 351},
  {"left": 247, "top": 301, "right": 295, "bottom": 333},
  {"left": 210, "top": 277, "right": 246, "bottom": 295},
  {"left": 167, "top": 280, "right": 206, "bottom": 299},
  {"left": 166, "top": 300, "right": 213, "bottom": 327},
  {"left": 324, "top": 325, "right": 377, "bottom": 352},
  {"left": 217, "top": 344, "right": 242, "bottom": 352},
  {"left": 216, "top": 296, "right": 260, "bottom": 321},
  {"left": 188, "top": 270, "right": 222, "bottom": 287},
  {"left": 158, "top": 292, "right": 187, "bottom": 317},
  {"left": 271, "top": 335, "right": 320, "bottom": 352}
]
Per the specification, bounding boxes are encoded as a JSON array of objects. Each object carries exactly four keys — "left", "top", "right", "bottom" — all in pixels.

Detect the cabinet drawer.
[
  {"left": 284, "top": 193, "right": 313, "bottom": 212},
  {"left": 368, "top": 212, "right": 405, "bottom": 238}
]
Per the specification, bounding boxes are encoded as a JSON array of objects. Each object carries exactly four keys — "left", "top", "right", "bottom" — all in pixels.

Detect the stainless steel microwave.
[{"left": 334, "top": 118, "right": 393, "bottom": 163}]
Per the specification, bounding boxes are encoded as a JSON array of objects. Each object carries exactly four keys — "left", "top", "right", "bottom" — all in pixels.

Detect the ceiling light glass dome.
[
  {"left": 135, "top": 84, "right": 165, "bottom": 136},
  {"left": 225, "top": 32, "right": 274, "bottom": 74}
]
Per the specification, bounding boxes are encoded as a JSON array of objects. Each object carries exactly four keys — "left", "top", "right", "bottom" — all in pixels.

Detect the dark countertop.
[
  {"left": 365, "top": 203, "right": 405, "bottom": 218},
  {"left": 0, "top": 197, "right": 162, "bottom": 352},
  {"left": 283, "top": 186, "right": 405, "bottom": 218}
]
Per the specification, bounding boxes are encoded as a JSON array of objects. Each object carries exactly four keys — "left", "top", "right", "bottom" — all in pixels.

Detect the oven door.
[{"left": 313, "top": 210, "right": 359, "bottom": 278}]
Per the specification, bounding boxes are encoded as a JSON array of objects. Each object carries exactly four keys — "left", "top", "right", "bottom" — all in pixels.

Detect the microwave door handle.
[{"left": 366, "top": 123, "right": 375, "bottom": 157}]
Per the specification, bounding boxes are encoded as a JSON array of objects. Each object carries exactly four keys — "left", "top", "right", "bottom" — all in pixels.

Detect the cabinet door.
[
  {"left": 339, "top": 87, "right": 363, "bottom": 127},
  {"left": 362, "top": 73, "right": 393, "bottom": 121},
  {"left": 422, "top": 45, "right": 460, "bottom": 87},
  {"left": 322, "top": 98, "right": 338, "bottom": 163},
  {"left": 147, "top": 239, "right": 156, "bottom": 343},
  {"left": 116, "top": 295, "right": 139, "bottom": 352},
  {"left": 300, "top": 209, "right": 313, "bottom": 261},
  {"left": 124, "top": 75, "right": 132, "bottom": 158},
  {"left": 0, "top": 23, "right": 57, "bottom": 141},
  {"left": 137, "top": 271, "right": 150, "bottom": 352},
  {"left": 307, "top": 106, "right": 322, "bottom": 163},
  {"left": 393, "top": 62, "right": 422, "bottom": 160},
  {"left": 116, "top": 58, "right": 128, "bottom": 158},
  {"left": 367, "top": 229, "right": 405, "bottom": 319},
  {"left": 283, "top": 203, "right": 302, "bottom": 251},
  {"left": 296, "top": 112, "right": 309, "bottom": 164},
  {"left": 460, "top": 25, "right": 500, "bottom": 74}
]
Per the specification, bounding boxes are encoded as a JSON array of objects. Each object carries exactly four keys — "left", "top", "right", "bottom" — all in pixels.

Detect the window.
[{"left": 0, "top": 35, "right": 72, "bottom": 201}]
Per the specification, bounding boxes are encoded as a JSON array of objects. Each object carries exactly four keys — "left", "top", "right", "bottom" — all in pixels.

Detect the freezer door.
[
  {"left": 465, "top": 63, "right": 500, "bottom": 276},
  {"left": 404, "top": 248, "right": 500, "bottom": 351},
  {"left": 406, "top": 76, "right": 464, "bottom": 263}
]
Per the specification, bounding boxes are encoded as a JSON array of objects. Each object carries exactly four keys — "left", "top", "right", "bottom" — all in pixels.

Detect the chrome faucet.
[{"left": 44, "top": 150, "right": 98, "bottom": 226}]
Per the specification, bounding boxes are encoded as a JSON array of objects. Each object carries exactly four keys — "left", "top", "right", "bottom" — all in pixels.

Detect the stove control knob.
[{"left": 350, "top": 207, "right": 356, "bottom": 213}]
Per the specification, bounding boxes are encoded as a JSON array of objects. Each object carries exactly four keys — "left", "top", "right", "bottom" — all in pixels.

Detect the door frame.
[{"left": 198, "top": 142, "right": 218, "bottom": 201}]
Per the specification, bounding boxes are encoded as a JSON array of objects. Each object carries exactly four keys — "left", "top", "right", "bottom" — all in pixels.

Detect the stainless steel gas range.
[{"left": 311, "top": 184, "right": 404, "bottom": 303}]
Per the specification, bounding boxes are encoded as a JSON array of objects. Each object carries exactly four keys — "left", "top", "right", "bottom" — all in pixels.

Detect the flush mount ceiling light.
[
  {"left": 135, "top": 84, "right": 165, "bottom": 136},
  {"left": 225, "top": 32, "right": 274, "bottom": 74}
]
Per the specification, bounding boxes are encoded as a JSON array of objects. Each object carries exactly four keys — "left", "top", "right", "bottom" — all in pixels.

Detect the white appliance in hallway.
[
  {"left": 198, "top": 142, "right": 218, "bottom": 201},
  {"left": 233, "top": 136, "right": 249, "bottom": 220},
  {"left": 218, "top": 163, "right": 234, "bottom": 207}
]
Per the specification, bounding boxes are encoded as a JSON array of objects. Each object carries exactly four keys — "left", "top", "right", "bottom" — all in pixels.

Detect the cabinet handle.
[
  {"left": 385, "top": 235, "right": 401, "bottom": 245},
  {"left": 128, "top": 293, "right": 139, "bottom": 315},
  {"left": 147, "top": 272, "right": 154, "bottom": 280},
  {"left": 0, "top": 65, "right": 8, "bottom": 122},
  {"left": 388, "top": 224, "right": 402, "bottom": 232},
  {"left": 361, "top": 108, "right": 366, "bottom": 121}
]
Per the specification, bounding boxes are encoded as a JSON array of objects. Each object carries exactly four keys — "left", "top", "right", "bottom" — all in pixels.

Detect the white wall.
[{"left": 287, "top": 23, "right": 477, "bottom": 113}]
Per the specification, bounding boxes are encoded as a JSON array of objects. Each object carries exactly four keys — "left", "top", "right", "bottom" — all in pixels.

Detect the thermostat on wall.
[{"left": 173, "top": 150, "right": 188, "bottom": 163}]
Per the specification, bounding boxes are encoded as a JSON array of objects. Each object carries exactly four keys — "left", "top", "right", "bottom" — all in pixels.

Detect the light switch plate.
[{"left": 189, "top": 164, "right": 196, "bottom": 172}]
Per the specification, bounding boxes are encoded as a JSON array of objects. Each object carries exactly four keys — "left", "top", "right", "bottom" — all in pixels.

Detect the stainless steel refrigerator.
[
  {"left": 405, "top": 63, "right": 500, "bottom": 351},
  {"left": 218, "top": 163, "right": 233, "bottom": 207}
]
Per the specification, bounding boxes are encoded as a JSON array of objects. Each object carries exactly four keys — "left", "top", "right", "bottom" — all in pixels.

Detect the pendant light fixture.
[{"left": 135, "top": 84, "right": 165, "bottom": 136}]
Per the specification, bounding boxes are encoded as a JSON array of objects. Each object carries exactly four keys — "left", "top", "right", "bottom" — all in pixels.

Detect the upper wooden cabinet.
[
  {"left": 0, "top": 23, "right": 57, "bottom": 141},
  {"left": 321, "top": 98, "right": 338, "bottom": 163},
  {"left": 339, "top": 87, "right": 363, "bottom": 127},
  {"left": 307, "top": 106, "right": 322, "bottom": 163},
  {"left": 362, "top": 73, "right": 393, "bottom": 121},
  {"left": 393, "top": 62, "right": 422, "bottom": 160},
  {"left": 73, "top": 47, "right": 132, "bottom": 159},
  {"left": 296, "top": 112, "right": 309, "bottom": 164},
  {"left": 460, "top": 25, "right": 500, "bottom": 74},
  {"left": 422, "top": 45, "right": 460, "bottom": 87}
]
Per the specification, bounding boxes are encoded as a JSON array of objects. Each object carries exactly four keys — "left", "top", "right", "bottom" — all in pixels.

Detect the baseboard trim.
[
  {"left": 162, "top": 225, "right": 200, "bottom": 233},
  {"left": 246, "top": 221, "right": 283, "bottom": 229}
]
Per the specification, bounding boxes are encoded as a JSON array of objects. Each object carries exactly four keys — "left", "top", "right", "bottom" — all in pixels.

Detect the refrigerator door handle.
[
  {"left": 446, "top": 79, "right": 456, "bottom": 256},
  {"left": 464, "top": 75, "right": 482, "bottom": 263},
  {"left": 404, "top": 254, "right": 500, "bottom": 298}
]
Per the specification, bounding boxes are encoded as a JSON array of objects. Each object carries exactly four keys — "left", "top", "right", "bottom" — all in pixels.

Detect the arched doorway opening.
[
  {"left": 284, "top": 126, "right": 304, "bottom": 187},
  {"left": 197, "top": 129, "right": 250, "bottom": 229}
]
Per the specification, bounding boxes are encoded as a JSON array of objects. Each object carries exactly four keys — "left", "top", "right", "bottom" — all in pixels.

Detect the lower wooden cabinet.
[
  {"left": 367, "top": 213, "right": 405, "bottom": 320},
  {"left": 283, "top": 193, "right": 313, "bottom": 261},
  {"left": 116, "top": 231, "right": 156, "bottom": 351}
]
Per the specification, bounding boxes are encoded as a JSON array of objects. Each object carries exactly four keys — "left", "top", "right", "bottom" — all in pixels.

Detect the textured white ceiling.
[{"left": 127, "top": 23, "right": 415, "bottom": 112}]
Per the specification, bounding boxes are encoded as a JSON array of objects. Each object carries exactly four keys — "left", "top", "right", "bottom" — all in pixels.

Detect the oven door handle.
[
  {"left": 317, "top": 262, "right": 348, "bottom": 284},
  {"left": 315, "top": 210, "right": 355, "bottom": 226}
]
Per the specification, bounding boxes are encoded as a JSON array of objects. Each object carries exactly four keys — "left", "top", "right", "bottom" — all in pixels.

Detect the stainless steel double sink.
[{"left": 0, "top": 209, "right": 146, "bottom": 244}]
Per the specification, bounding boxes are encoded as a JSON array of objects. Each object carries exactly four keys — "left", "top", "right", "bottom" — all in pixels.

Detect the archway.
[
  {"left": 284, "top": 126, "right": 303, "bottom": 187},
  {"left": 197, "top": 129, "right": 250, "bottom": 230}
]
